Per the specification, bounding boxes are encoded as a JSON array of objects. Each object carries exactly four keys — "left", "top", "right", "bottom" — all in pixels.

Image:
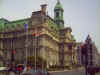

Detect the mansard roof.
[
  {"left": 0, "top": 18, "right": 9, "bottom": 32},
  {"left": 0, "top": 17, "right": 30, "bottom": 32},
  {"left": 0, "top": 10, "right": 59, "bottom": 33},
  {"left": 0, "top": 18, "right": 9, "bottom": 22}
]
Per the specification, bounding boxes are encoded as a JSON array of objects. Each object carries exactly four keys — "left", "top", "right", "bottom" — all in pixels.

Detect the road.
[
  {"left": 96, "top": 72, "right": 100, "bottom": 75},
  {"left": 3, "top": 68, "right": 100, "bottom": 75},
  {"left": 50, "top": 69, "right": 100, "bottom": 75},
  {"left": 50, "top": 69, "right": 85, "bottom": 75}
]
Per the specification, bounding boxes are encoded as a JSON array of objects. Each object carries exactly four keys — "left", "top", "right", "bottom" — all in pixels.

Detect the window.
[
  {"left": 56, "top": 12, "right": 59, "bottom": 17},
  {"left": 68, "top": 45, "right": 72, "bottom": 50}
]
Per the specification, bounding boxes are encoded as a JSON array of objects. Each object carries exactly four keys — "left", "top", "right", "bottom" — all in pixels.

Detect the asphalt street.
[
  {"left": 5, "top": 68, "right": 100, "bottom": 75},
  {"left": 50, "top": 69, "right": 85, "bottom": 75},
  {"left": 50, "top": 69, "right": 100, "bottom": 75}
]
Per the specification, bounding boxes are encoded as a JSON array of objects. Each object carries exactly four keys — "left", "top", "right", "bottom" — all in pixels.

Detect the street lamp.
[{"left": 81, "top": 43, "right": 88, "bottom": 75}]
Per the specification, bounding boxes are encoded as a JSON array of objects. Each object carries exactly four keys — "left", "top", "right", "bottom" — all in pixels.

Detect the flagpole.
[
  {"left": 25, "top": 31, "right": 27, "bottom": 65},
  {"left": 11, "top": 39, "right": 14, "bottom": 65},
  {"left": 25, "top": 23, "right": 28, "bottom": 66},
  {"left": 34, "top": 26, "right": 37, "bottom": 72},
  {"left": 42, "top": 35, "right": 45, "bottom": 71}
]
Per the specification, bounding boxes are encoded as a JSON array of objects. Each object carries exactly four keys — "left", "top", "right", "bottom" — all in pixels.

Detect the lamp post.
[
  {"left": 24, "top": 23, "right": 29, "bottom": 67},
  {"left": 32, "top": 26, "right": 42, "bottom": 71},
  {"left": 32, "top": 27, "right": 37, "bottom": 72},
  {"left": 81, "top": 43, "right": 88, "bottom": 75}
]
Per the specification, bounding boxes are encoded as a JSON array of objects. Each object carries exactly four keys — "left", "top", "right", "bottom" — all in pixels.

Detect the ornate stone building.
[
  {"left": 77, "top": 35, "right": 100, "bottom": 67},
  {"left": 0, "top": 0, "right": 78, "bottom": 68}
]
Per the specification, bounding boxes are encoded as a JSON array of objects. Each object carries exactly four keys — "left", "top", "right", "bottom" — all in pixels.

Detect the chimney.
[{"left": 41, "top": 4, "right": 47, "bottom": 15}]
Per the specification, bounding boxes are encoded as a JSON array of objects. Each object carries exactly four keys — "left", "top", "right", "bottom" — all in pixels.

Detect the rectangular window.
[{"left": 56, "top": 12, "right": 59, "bottom": 17}]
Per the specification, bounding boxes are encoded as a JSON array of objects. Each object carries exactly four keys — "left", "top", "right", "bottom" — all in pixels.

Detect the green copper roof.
[
  {"left": 0, "top": 18, "right": 9, "bottom": 31},
  {"left": 0, "top": 18, "right": 30, "bottom": 32},
  {"left": 54, "top": 0, "right": 63, "bottom": 10},
  {"left": 54, "top": 0, "right": 64, "bottom": 30},
  {"left": 47, "top": 16, "right": 60, "bottom": 37}
]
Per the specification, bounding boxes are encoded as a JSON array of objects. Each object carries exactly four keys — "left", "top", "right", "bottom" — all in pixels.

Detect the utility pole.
[
  {"left": 81, "top": 43, "right": 88, "bottom": 75},
  {"left": 32, "top": 26, "right": 38, "bottom": 72},
  {"left": 35, "top": 27, "right": 37, "bottom": 71}
]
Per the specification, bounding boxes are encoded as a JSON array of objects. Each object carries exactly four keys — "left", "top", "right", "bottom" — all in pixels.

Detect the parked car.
[
  {"left": 21, "top": 64, "right": 50, "bottom": 75},
  {"left": 0, "top": 67, "right": 9, "bottom": 75},
  {"left": 22, "top": 69, "right": 50, "bottom": 75}
]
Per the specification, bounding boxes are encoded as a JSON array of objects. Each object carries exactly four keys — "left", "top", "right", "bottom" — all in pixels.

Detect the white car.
[{"left": 0, "top": 67, "right": 9, "bottom": 75}]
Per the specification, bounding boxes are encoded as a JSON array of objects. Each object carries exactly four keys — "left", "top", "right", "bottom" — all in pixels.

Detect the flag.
[
  {"left": 32, "top": 32, "right": 42, "bottom": 37},
  {"left": 24, "top": 23, "right": 28, "bottom": 31},
  {"left": 36, "top": 32, "right": 42, "bottom": 36},
  {"left": 32, "top": 33, "right": 36, "bottom": 36},
  {"left": 32, "top": 27, "right": 42, "bottom": 37},
  {"left": 32, "top": 27, "right": 37, "bottom": 36},
  {"left": 13, "top": 50, "right": 16, "bottom": 54}
]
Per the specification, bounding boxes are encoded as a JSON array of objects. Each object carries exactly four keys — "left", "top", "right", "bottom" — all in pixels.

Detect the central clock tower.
[{"left": 54, "top": 0, "right": 64, "bottom": 29}]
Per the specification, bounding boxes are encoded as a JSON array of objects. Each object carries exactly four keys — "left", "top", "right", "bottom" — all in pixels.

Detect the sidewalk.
[{"left": 49, "top": 67, "right": 84, "bottom": 73}]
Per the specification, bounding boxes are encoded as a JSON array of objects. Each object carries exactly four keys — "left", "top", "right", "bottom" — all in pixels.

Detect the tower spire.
[{"left": 54, "top": 0, "right": 64, "bottom": 29}]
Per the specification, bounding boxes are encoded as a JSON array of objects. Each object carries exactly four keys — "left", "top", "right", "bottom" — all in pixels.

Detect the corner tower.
[{"left": 54, "top": 0, "right": 64, "bottom": 29}]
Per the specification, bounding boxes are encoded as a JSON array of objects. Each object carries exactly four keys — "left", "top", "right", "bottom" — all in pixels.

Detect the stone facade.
[
  {"left": 77, "top": 35, "right": 100, "bottom": 67},
  {"left": 0, "top": 1, "right": 79, "bottom": 68}
]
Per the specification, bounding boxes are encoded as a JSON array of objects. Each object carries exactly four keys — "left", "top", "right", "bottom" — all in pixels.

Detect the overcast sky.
[{"left": 0, "top": 0, "right": 100, "bottom": 52}]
